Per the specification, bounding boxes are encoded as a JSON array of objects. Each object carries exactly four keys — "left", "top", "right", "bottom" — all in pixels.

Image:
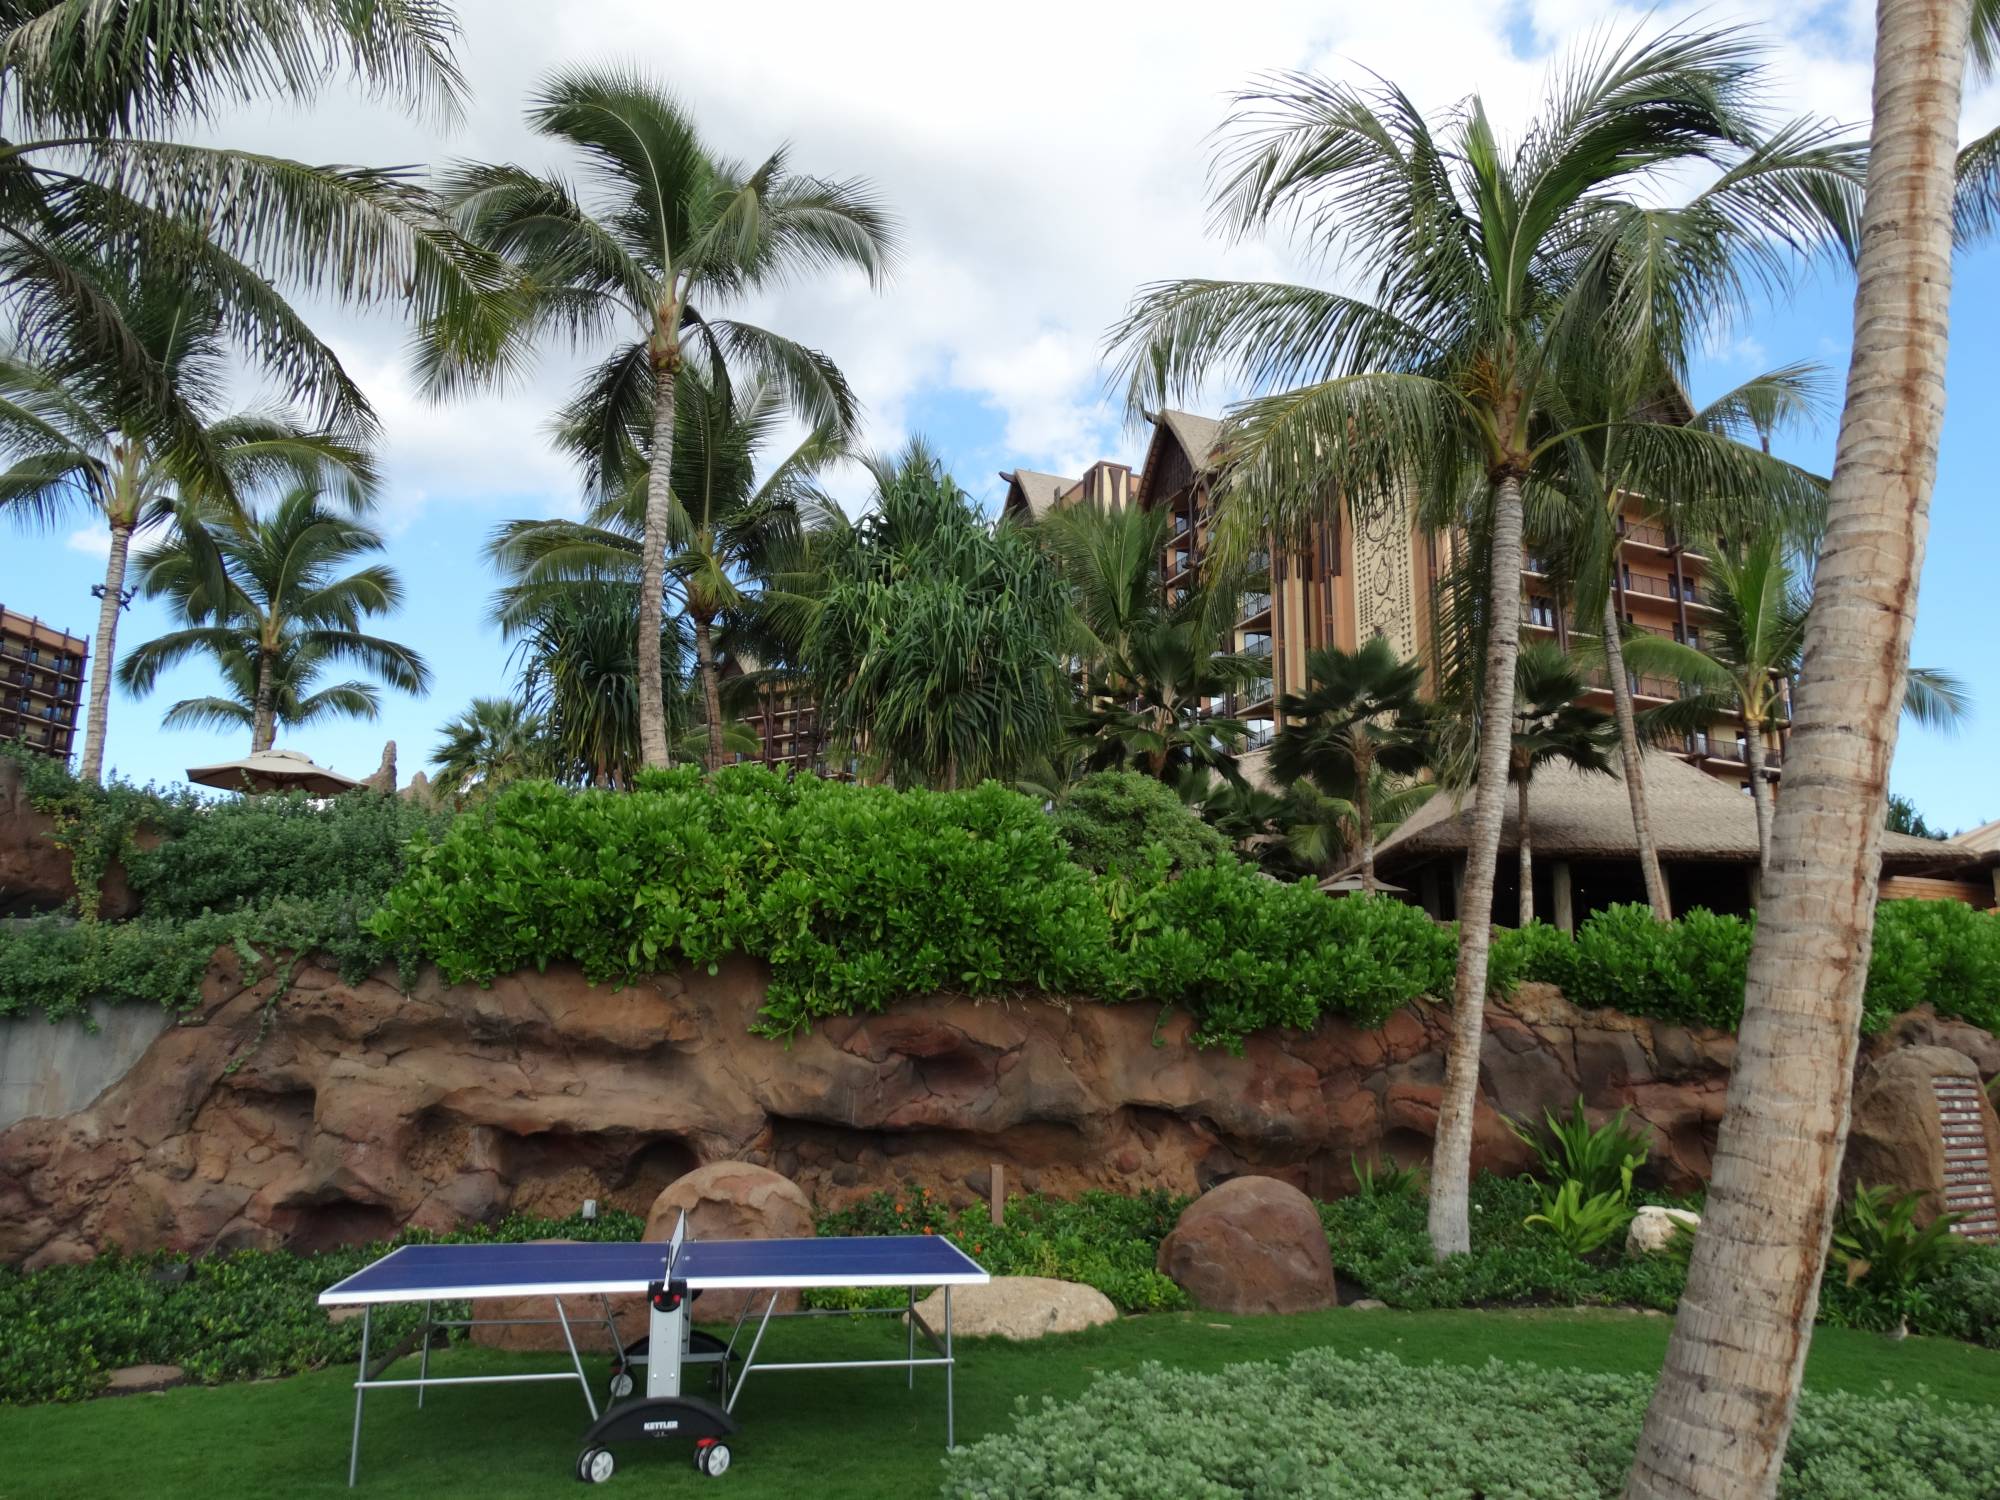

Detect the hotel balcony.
[{"left": 1238, "top": 591, "right": 1272, "bottom": 624}]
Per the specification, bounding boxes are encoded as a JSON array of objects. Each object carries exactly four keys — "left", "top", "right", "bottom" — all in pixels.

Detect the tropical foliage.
[{"left": 429, "top": 697, "right": 547, "bottom": 801}]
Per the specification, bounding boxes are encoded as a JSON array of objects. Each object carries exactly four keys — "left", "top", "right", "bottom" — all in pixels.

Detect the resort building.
[
  {"left": 721, "top": 653, "right": 838, "bottom": 777},
  {"left": 1003, "top": 410, "right": 1769, "bottom": 790},
  {"left": 0, "top": 607, "right": 87, "bottom": 764}
]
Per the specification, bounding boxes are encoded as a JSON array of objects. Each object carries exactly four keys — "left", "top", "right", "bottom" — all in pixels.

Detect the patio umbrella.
[
  {"left": 185, "top": 748, "right": 361, "bottom": 797},
  {"left": 1318, "top": 874, "right": 1409, "bottom": 895}
]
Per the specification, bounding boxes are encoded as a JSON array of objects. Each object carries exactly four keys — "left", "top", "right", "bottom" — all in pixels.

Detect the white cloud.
[
  {"left": 178, "top": 0, "right": 1999, "bottom": 521},
  {"left": 65, "top": 528, "right": 109, "bottom": 559}
]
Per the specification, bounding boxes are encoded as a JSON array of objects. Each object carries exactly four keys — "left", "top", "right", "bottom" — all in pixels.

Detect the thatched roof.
[
  {"left": 1958, "top": 816, "right": 2000, "bottom": 855},
  {"left": 1155, "top": 409, "right": 1223, "bottom": 472},
  {"left": 1330, "top": 750, "right": 1977, "bottom": 881},
  {"left": 998, "top": 469, "right": 1076, "bottom": 522}
]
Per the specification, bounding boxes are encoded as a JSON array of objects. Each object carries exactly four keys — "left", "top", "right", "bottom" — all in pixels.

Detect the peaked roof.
[
  {"left": 1332, "top": 749, "right": 1977, "bottom": 879},
  {"left": 998, "top": 469, "right": 1077, "bottom": 522},
  {"left": 1154, "top": 409, "right": 1223, "bottom": 471},
  {"left": 1957, "top": 816, "right": 2000, "bottom": 854}
]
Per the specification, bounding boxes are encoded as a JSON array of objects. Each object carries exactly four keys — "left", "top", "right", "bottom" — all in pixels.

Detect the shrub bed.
[{"left": 939, "top": 1347, "right": 2000, "bottom": 1500}]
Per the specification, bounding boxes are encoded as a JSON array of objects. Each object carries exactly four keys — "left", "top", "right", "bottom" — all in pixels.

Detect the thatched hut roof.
[
  {"left": 998, "top": 469, "right": 1077, "bottom": 522},
  {"left": 1329, "top": 750, "right": 1977, "bottom": 883}
]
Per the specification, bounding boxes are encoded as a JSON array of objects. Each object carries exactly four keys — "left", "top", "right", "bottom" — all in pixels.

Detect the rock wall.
[
  {"left": 0, "top": 757, "right": 147, "bottom": 918},
  {"left": 0, "top": 1002, "right": 176, "bottom": 1131},
  {"left": 2, "top": 950, "right": 1994, "bottom": 1269}
]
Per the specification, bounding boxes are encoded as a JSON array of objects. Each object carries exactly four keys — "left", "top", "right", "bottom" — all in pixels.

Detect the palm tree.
[
  {"left": 1955, "top": 1, "right": 2000, "bottom": 241},
  {"left": 1553, "top": 362, "right": 1831, "bottom": 921},
  {"left": 421, "top": 67, "right": 896, "bottom": 772},
  {"left": 1627, "top": 2, "right": 1978, "bottom": 1494},
  {"left": 139, "top": 625, "right": 397, "bottom": 747},
  {"left": 1505, "top": 644, "right": 1615, "bottom": 927},
  {"left": 0, "top": 3, "right": 483, "bottom": 486},
  {"left": 1623, "top": 535, "right": 1967, "bottom": 870},
  {"left": 1268, "top": 638, "right": 1428, "bottom": 894},
  {"left": 1036, "top": 498, "right": 1179, "bottom": 673},
  {"left": 1067, "top": 615, "right": 1267, "bottom": 787},
  {"left": 119, "top": 487, "right": 429, "bottom": 751},
  {"left": 511, "top": 584, "right": 685, "bottom": 790},
  {"left": 1107, "top": 25, "right": 1859, "bottom": 1257},
  {"left": 0, "top": 273, "right": 376, "bottom": 781},
  {"left": 488, "top": 366, "right": 843, "bottom": 772},
  {"left": 1279, "top": 774, "right": 1435, "bottom": 882},
  {"left": 795, "top": 442, "right": 1068, "bottom": 789},
  {"left": 431, "top": 698, "right": 547, "bottom": 801}
]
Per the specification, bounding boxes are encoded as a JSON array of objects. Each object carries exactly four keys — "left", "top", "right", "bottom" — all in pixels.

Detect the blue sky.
[{"left": 5, "top": 2, "right": 1997, "bottom": 831}]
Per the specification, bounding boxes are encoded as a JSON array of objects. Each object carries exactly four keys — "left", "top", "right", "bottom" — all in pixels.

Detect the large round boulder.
[
  {"left": 911, "top": 1276, "right": 1116, "bottom": 1341},
  {"left": 1156, "top": 1175, "right": 1337, "bottom": 1315},
  {"left": 643, "top": 1161, "right": 816, "bottom": 1319}
]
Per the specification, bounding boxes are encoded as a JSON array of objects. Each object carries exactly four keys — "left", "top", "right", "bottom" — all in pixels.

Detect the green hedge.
[
  {"left": 1492, "top": 901, "right": 2000, "bottom": 1036},
  {"left": 1048, "top": 769, "right": 1229, "bottom": 875},
  {"left": 366, "top": 766, "right": 1455, "bottom": 1045},
  {"left": 940, "top": 1347, "right": 2000, "bottom": 1500}
]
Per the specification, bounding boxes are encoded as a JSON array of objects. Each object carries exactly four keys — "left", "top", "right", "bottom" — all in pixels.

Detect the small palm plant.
[
  {"left": 1507, "top": 645, "right": 1616, "bottom": 926},
  {"left": 431, "top": 698, "right": 548, "bottom": 802}
]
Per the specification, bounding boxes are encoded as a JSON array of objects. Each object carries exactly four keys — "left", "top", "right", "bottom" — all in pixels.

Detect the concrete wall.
[{"left": 0, "top": 1003, "right": 174, "bottom": 1130}]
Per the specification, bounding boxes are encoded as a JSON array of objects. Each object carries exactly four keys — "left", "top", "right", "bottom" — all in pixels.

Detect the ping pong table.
[{"left": 318, "top": 1215, "right": 989, "bottom": 1485}]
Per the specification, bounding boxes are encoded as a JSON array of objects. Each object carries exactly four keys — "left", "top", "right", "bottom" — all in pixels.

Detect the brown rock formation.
[
  {"left": 0, "top": 958, "right": 1989, "bottom": 1269},
  {"left": 1846, "top": 1045, "right": 2000, "bottom": 1241},
  {"left": 0, "top": 756, "right": 143, "bottom": 918},
  {"left": 1156, "top": 1176, "right": 1337, "bottom": 1314},
  {"left": 643, "top": 1162, "right": 816, "bottom": 1318}
]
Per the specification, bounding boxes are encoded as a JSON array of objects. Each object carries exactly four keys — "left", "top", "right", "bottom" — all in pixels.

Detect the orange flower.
[{"left": 922, "top": 1225, "right": 935, "bottom": 1235}]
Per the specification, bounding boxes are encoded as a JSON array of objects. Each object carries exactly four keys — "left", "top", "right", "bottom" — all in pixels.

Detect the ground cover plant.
[{"left": 940, "top": 1347, "right": 2000, "bottom": 1500}]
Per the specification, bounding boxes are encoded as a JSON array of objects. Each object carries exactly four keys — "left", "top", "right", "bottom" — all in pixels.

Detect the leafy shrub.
[
  {"left": 940, "top": 1347, "right": 2000, "bottom": 1500},
  {"left": 1048, "top": 770, "right": 1229, "bottom": 875},
  {"left": 1567, "top": 903, "right": 1755, "bottom": 1029},
  {"left": 1830, "top": 1185, "right": 1966, "bottom": 1294},
  {"left": 1523, "top": 1180, "right": 1633, "bottom": 1257},
  {"left": 1351, "top": 1156, "right": 1426, "bottom": 1201},
  {"left": 1511, "top": 1098, "right": 1650, "bottom": 1201},
  {"left": 1488, "top": 919, "right": 1580, "bottom": 994}
]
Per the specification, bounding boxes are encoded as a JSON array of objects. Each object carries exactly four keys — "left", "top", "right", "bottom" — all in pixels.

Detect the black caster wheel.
[
  {"left": 693, "top": 1438, "right": 731, "bottom": 1477},
  {"left": 576, "top": 1446, "right": 616, "bottom": 1484},
  {"left": 607, "top": 1367, "right": 635, "bottom": 1401}
]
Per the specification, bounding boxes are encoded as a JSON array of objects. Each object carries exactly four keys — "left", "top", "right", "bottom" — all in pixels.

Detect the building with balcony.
[{"left": 0, "top": 607, "right": 87, "bottom": 764}]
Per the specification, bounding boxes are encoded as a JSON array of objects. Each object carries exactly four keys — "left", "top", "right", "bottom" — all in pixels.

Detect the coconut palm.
[
  {"left": 794, "top": 442, "right": 1068, "bottom": 789},
  {"left": 1268, "top": 638, "right": 1429, "bottom": 894},
  {"left": 1505, "top": 644, "right": 1616, "bottom": 927},
  {"left": 1108, "top": 25, "right": 1860, "bottom": 1256},
  {"left": 1628, "top": 2, "right": 1979, "bottom": 1493},
  {"left": 119, "top": 487, "right": 428, "bottom": 751},
  {"left": 137, "top": 625, "right": 394, "bottom": 747},
  {"left": 1035, "top": 498, "right": 1179, "bottom": 674},
  {"left": 1623, "top": 536, "right": 1968, "bottom": 871},
  {"left": 431, "top": 697, "right": 548, "bottom": 801},
  {"left": 489, "top": 366, "right": 844, "bottom": 773},
  {"left": 420, "top": 68, "right": 896, "bottom": 773},
  {"left": 0, "top": 3, "right": 483, "bottom": 478},
  {"left": 0, "top": 273, "right": 376, "bottom": 780},
  {"left": 1955, "top": 0, "right": 2000, "bottom": 241}
]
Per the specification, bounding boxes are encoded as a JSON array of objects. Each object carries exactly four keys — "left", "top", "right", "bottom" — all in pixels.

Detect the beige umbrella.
[
  {"left": 1317, "top": 874, "right": 1410, "bottom": 895},
  {"left": 185, "top": 748, "right": 361, "bottom": 797}
]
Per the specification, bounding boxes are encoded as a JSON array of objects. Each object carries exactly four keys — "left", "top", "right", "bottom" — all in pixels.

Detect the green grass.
[{"left": 3, "top": 1308, "right": 1996, "bottom": 1500}]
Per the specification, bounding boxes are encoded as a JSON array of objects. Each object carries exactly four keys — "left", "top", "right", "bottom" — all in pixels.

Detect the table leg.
[
  {"left": 417, "top": 1300, "right": 431, "bottom": 1409},
  {"left": 348, "top": 1304, "right": 372, "bottom": 1487},
  {"left": 723, "top": 1291, "right": 781, "bottom": 1416},
  {"left": 906, "top": 1286, "right": 916, "bottom": 1389},
  {"left": 945, "top": 1286, "right": 955, "bottom": 1449},
  {"left": 553, "top": 1298, "right": 599, "bottom": 1421}
]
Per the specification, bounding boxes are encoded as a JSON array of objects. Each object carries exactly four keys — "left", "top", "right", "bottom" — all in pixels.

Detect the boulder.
[
  {"left": 101, "top": 1364, "right": 184, "bottom": 1396},
  {"left": 1156, "top": 1176, "right": 1337, "bottom": 1315},
  {"left": 644, "top": 1162, "right": 816, "bottom": 1319},
  {"left": 1846, "top": 1046, "right": 2000, "bottom": 1242},
  {"left": 467, "top": 1239, "right": 647, "bottom": 1353},
  {"left": 909, "top": 1276, "right": 1115, "bottom": 1341},
  {"left": 1626, "top": 1205, "right": 1700, "bottom": 1257},
  {"left": 0, "top": 756, "right": 143, "bottom": 919}
]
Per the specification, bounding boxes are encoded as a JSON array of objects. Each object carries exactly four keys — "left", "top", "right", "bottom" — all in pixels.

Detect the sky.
[{"left": 5, "top": 0, "right": 1997, "bottom": 830}]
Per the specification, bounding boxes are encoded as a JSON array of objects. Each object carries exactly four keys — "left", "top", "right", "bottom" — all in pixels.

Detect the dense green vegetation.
[{"left": 942, "top": 1346, "right": 2000, "bottom": 1500}]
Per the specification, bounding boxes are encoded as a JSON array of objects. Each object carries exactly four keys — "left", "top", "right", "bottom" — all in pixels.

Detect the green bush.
[
  {"left": 1489, "top": 918, "right": 1579, "bottom": 994},
  {"left": 1511, "top": 1099, "right": 1650, "bottom": 1201},
  {"left": 940, "top": 1346, "right": 2000, "bottom": 1500},
  {"left": 1048, "top": 770, "right": 1229, "bottom": 876}
]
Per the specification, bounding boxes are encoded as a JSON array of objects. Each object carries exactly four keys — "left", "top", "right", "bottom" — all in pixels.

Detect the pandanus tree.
[
  {"left": 421, "top": 68, "right": 896, "bottom": 772},
  {"left": 1267, "top": 638, "right": 1428, "bottom": 893},
  {"left": 1505, "top": 644, "right": 1615, "bottom": 926},
  {"left": 510, "top": 584, "right": 686, "bottom": 791},
  {"left": 1108, "top": 24, "right": 1861, "bottom": 1256},
  {"left": 430, "top": 697, "right": 548, "bottom": 801},
  {"left": 487, "top": 365, "right": 843, "bottom": 771},
  {"left": 1624, "top": 535, "right": 1968, "bottom": 870},
  {"left": 0, "top": 273, "right": 377, "bottom": 780},
  {"left": 119, "top": 487, "right": 429, "bottom": 752},
  {"left": 1627, "top": 2, "right": 1981, "bottom": 1494}
]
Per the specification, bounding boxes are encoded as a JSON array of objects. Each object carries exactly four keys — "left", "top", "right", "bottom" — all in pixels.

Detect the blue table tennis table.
[{"left": 318, "top": 1214, "right": 989, "bottom": 1485}]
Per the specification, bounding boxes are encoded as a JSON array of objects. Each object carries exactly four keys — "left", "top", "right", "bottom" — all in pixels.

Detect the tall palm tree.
[
  {"left": 794, "top": 442, "right": 1069, "bottom": 789},
  {"left": 489, "top": 366, "right": 843, "bottom": 772},
  {"left": 421, "top": 68, "right": 896, "bottom": 772},
  {"left": 1505, "top": 644, "right": 1615, "bottom": 927},
  {"left": 1624, "top": 536, "right": 1967, "bottom": 871},
  {"left": 0, "top": 274, "right": 376, "bottom": 780},
  {"left": 431, "top": 697, "right": 547, "bottom": 801},
  {"left": 1955, "top": 0, "right": 2000, "bottom": 241},
  {"left": 1280, "top": 773, "right": 1436, "bottom": 882},
  {"left": 1553, "top": 362, "right": 1831, "bottom": 921},
  {"left": 1036, "top": 498, "right": 1179, "bottom": 674},
  {"left": 119, "top": 487, "right": 428, "bottom": 751},
  {"left": 0, "top": 3, "right": 484, "bottom": 483},
  {"left": 1627, "top": 2, "right": 1978, "bottom": 1494},
  {"left": 1268, "top": 638, "right": 1429, "bottom": 894},
  {"left": 139, "top": 625, "right": 395, "bottom": 748},
  {"left": 1108, "top": 25, "right": 1861, "bottom": 1255}
]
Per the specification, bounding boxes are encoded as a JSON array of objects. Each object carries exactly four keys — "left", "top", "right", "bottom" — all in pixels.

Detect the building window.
[
  {"left": 1242, "top": 631, "right": 1272, "bottom": 659},
  {"left": 1527, "top": 595, "right": 1555, "bottom": 627},
  {"left": 1244, "top": 717, "right": 1274, "bottom": 750}
]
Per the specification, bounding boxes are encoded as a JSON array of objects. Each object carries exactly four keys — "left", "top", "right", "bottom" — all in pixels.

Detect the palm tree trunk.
[
  {"left": 1517, "top": 774, "right": 1534, "bottom": 928},
  {"left": 692, "top": 613, "right": 725, "bottom": 773},
  {"left": 637, "top": 331, "right": 680, "bottom": 773},
  {"left": 1356, "top": 760, "right": 1376, "bottom": 895},
  {"left": 252, "top": 644, "right": 277, "bottom": 752},
  {"left": 77, "top": 522, "right": 133, "bottom": 783},
  {"left": 1743, "top": 722, "right": 1772, "bottom": 872},
  {"left": 1428, "top": 470, "right": 1527, "bottom": 1258},
  {"left": 1602, "top": 587, "right": 1672, "bottom": 919},
  {"left": 1625, "top": 2, "right": 1969, "bottom": 1495}
]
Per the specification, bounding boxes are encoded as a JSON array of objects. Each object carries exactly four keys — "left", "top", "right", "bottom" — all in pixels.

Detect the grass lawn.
[{"left": 3, "top": 1307, "right": 1995, "bottom": 1500}]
